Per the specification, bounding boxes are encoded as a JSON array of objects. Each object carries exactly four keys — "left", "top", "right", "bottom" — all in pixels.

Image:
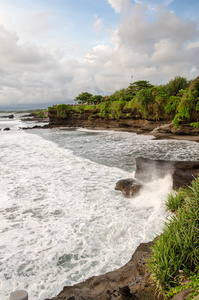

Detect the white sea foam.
[{"left": 0, "top": 116, "right": 198, "bottom": 299}]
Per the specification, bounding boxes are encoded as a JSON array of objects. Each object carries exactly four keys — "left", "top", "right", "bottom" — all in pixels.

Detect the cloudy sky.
[{"left": 0, "top": 0, "right": 199, "bottom": 109}]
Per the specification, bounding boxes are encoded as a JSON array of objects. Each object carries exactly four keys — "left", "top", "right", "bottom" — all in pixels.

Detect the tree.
[
  {"left": 165, "top": 76, "right": 189, "bottom": 96},
  {"left": 126, "top": 80, "right": 154, "bottom": 96},
  {"left": 90, "top": 95, "right": 103, "bottom": 104},
  {"left": 137, "top": 88, "right": 154, "bottom": 109},
  {"left": 74, "top": 92, "right": 93, "bottom": 104}
]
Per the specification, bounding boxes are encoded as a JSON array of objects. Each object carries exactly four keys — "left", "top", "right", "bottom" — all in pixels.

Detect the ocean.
[{"left": 0, "top": 113, "right": 199, "bottom": 299}]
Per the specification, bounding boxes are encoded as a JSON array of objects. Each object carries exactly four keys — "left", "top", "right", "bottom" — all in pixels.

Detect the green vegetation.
[
  {"left": 33, "top": 109, "right": 48, "bottom": 118},
  {"left": 74, "top": 92, "right": 103, "bottom": 105},
  {"left": 165, "top": 273, "right": 199, "bottom": 300},
  {"left": 147, "top": 177, "right": 199, "bottom": 299},
  {"left": 165, "top": 190, "right": 185, "bottom": 212},
  {"left": 48, "top": 75, "right": 199, "bottom": 127}
]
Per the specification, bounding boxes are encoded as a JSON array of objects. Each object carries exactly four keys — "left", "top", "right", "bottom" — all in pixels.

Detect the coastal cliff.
[
  {"left": 48, "top": 105, "right": 199, "bottom": 139},
  {"left": 47, "top": 76, "right": 199, "bottom": 138}
]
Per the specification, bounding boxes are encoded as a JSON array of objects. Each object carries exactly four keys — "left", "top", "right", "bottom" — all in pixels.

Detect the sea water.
[{"left": 0, "top": 114, "right": 199, "bottom": 300}]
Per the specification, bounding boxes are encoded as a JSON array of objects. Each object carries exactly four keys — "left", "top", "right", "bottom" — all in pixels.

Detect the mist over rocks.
[
  {"left": 134, "top": 157, "right": 199, "bottom": 191},
  {"left": 115, "top": 157, "right": 199, "bottom": 198}
]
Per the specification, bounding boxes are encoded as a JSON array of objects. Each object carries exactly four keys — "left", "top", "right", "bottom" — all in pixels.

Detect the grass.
[
  {"left": 165, "top": 190, "right": 185, "bottom": 212},
  {"left": 147, "top": 177, "right": 199, "bottom": 298}
]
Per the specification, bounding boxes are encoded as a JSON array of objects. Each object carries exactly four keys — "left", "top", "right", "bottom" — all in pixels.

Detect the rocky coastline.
[
  {"left": 44, "top": 157, "right": 199, "bottom": 300},
  {"left": 21, "top": 112, "right": 199, "bottom": 143},
  {"left": 20, "top": 113, "right": 199, "bottom": 299}
]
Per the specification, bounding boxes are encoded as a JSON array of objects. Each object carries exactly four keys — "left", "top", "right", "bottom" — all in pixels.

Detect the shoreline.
[
  {"left": 55, "top": 125, "right": 199, "bottom": 143},
  {"left": 21, "top": 114, "right": 199, "bottom": 143},
  {"left": 20, "top": 119, "right": 199, "bottom": 300}
]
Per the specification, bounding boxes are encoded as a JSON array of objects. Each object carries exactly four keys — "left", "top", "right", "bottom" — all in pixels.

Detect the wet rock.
[
  {"left": 3, "top": 127, "right": 10, "bottom": 131},
  {"left": 115, "top": 178, "right": 142, "bottom": 197},
  {"left": 1, "top": 114, "right": 14, "bottom": 119}
]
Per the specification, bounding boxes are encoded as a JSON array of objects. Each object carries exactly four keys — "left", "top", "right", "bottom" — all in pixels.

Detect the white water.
[{"left": 0, "top": 114, "right": 198, "bottom": 299}]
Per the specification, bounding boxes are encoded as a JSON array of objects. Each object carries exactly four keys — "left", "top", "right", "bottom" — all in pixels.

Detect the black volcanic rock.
[{"left": 1, "top": 114, "right": 14, "bottom": 119}]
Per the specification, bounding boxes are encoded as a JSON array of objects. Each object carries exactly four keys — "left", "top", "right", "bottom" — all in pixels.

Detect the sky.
[{"left": 0, "top": 0, "right": 199, "bottom": 109}]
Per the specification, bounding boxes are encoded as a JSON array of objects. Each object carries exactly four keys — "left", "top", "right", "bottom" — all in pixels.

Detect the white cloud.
[
  {"left": 107, "top": 0, "right": 130, "bottom": 13},
  {"left": 93, "top": 15, "right": 104, "bottom": 33},
  {"left": 83, "top": 3, "right": 199, "bottom": 89},
  {"left": 0, "top": 2, "right": 199, "bottom": 108}
]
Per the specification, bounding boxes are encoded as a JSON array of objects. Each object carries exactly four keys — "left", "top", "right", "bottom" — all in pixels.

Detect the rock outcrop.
[
  {"left": 151, "top": 121, "right": 199, "bottom": 136},
  {"left": 172, "top": 161, "right": 199, "bottom": 190},
  {"left": 1, "top": 114, "right": 14, "bottom": 119},
  {"left": 115, "top": 178, "right": 142, "bottom": 197},
  {"left": 44, "top": 241, "right": 156, "bottom": 300}
]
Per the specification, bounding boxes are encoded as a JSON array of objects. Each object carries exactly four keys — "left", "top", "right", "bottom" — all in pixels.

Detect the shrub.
[
  {"left": 97, "top": 102, "right": 111, "bottom": 118},
  {"left": 34, "top": 110, "right": 48, "bottom": 118},
  {"left": 190, "top": 122, "right": 199, "bottom": 128}
]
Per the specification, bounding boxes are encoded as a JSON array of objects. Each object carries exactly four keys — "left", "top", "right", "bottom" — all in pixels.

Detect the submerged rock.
[{"left": 115, "top": 178, "right": 142, "bottom": 197}]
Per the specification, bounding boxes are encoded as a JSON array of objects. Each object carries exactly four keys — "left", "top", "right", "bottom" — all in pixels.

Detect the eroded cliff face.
[
  {"left": 48, "top": 107, "right": 159, "bottom": 131},
  {"left": 48, "top": 106, "right": 199, "bottom": 136}
]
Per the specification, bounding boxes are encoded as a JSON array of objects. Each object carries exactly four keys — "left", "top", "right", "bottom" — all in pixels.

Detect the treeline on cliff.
[{"left": 48, "top": 75, "right": 199, "bottom": 129}]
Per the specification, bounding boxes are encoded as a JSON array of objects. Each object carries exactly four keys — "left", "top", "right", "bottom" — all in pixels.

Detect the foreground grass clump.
[
  {"left": 147, "top": 177, "right": 199, "bottom": 298},
  {"left": 165, "top": 189, "right": 185, "bottom": 212}
]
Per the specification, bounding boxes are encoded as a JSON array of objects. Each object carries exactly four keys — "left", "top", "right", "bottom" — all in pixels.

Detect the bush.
[
  {"left": 147, "top": 177, "right": 199, "bottom": 294},
  {"left": 34, "top": 110, "right": 48, "bottom": 118},
  {"left": 190, "top": 122, "right": 199, "bottom": 128}
]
